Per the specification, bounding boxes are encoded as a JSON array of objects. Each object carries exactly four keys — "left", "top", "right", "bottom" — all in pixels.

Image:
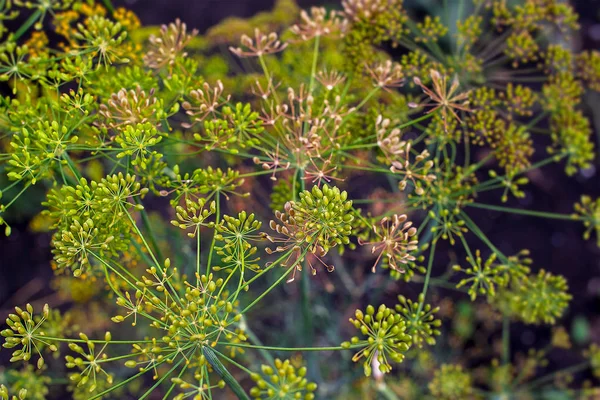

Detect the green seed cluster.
[
  {"left": 428, "top": 364, "right": 474, "bottom": 400},
  {"left": 574, "top": 195, "right": 600, "bottom": 246},
  {"left": 341, "top": 304, "right": 411, "bottom": 377},
  {"left": 291, "top": 184, "right": 355, "bottom": 255},
  {"left": 43, "top": 174, "right": 147, "bottom": 277},
  {"left": 249, "top": 358, "right": 317, "bottom": 399},
  {"left": 171, "top": 197, "right": 216, "bottom": 238},
  {"left": 395, "top": 294, "right": 441, "bottom": 348},
  {"left": 1, "top": 364, "right": 51, "bottom": 400},
  {"left": 65, "top": 332, "right": 114, "bottom": 393},
  {"left": 215, "top": 211, "right": 263, "bottom": 273},
  {"left": 1, "top": 304, "right": 56, "bottom": 368},
  {"left": 510, "top": 269, "right": 572, "bottom": 325}
]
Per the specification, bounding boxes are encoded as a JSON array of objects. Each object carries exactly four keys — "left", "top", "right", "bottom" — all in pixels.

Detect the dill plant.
[{"left": 0, "top": 0, "right": 599, "bottom": 399}]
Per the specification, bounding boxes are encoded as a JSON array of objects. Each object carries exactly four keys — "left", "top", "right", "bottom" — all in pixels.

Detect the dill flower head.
[
  {"left": 294, "top": 184, "right": 354, "bottom": 253},
  {"left": 194, "top": 166, "right": 248, "bottom": 200},
  {"left": 290, "top": 7, "right": 346, "bottom": 41},
  {"left": 584, "top": 344, "right": 600, "bottom": 378},
  {"left": 510, "top": 269, "right": 572, "bottom": 325},
  {"left": 341, "top": 304, "right": 412, "bottom": 377},
  {"left": 428, "top": 364, "right": 474, "bottom": 400},
  {"left": 99, "top": 86, "right": 165, "bottom": 131},
  {"left": 171, "top": 197, "right": 216, "bottom": 238},
  {"left": 452, "top": 250, "right": 508, "bottom": 301},
  {"left": 71, "top": 15, "right": 128, "bottom": 69},
  {"left": 249, "top": 358, "right": 317, "bottom": 399},
  {"left": 358, "top": 214, "right": 418, "bottom": 273},
  {"left": 264, "top": 184, "right": 355, "bottom": 279},
  {"left": 1, "top": 364, "right": 51, "bottom": 400},
  {"left": 410, "top": 69, "right": 471, "bottom": 129},
  {"left": 214, "top": 211, "right": 263, "bottom": 274},
  {"left": 182, "top": 80, "right": 230, "bottom": 125},
  {"left": 144, "top": 19, "right": 198, "bottom": 70},
  {"left": 1, "top": 304, "right": 57, "bottom": 369},
  {"left": 574, "top": 195, "right": 600, "bottom": 247},
  {"left": 395, "top": 294, "right": 441, "bottom": 348},
  {"left": 139, "top": 271, "right": 246, "bottom": 349},
  {"left": 65, "top": 332, "right": 114, "bottom": 392}
]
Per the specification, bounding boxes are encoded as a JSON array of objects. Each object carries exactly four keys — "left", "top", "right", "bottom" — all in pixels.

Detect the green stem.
[
  {"left": 101, "top": 0, "right": 115, "bottom": 13},
  {"left": 229, "top": 248, "right": 295, "bottom": 301},
  {"left": 465, "top": 202, "right": 579, "bottom": 221},
  {"left": 223, "top": 343, "right": 359, "bottom": 351},
  {"left": 460, "top": 212, "right": 509, "bottom": 263},
  {"left": 36, "top": 336, "right": 153, "bottom": 345},
  {"left": 123, "top": 209, "right": 185, "bottom": 307},
  {"left": 163, "top": 361, "right": 189, "bottom": 400},
  {"left": 502, "top": 316, "right": 510, "bottom": 367},
  {"left": 196, "top": 227, "right": 202, "bottom": 280},
  {"left": 242, "top": 321, "right": 275, "bottom": 364},
  {"left": 13, "top": 10, "right": 42, "bottom": 41},
  {"left": 203, "top": 346, "right": 250, "bottom": 400},
  {"left": 206, "top": 193, "right": 220, "bottom": 276},
  {"left": 459, "top": 233, "right": 475, "bottom": 261},
  {"left": 516, "top": 362, "right": 589, "bottom": 393},
  {"left": 136, "top": 197, "right": 164, "bottom": 262},
  {"left": 62, "top": 153, "right": 81, "bottom": 179},
  {"left": 2, "top": 182, "right": 31, "bottom": 210},
  {"left": 416, "top": 239, "right": 437, "bottom": 316},
  {"left": 377, "top": 383, "right": 400, "bottom": 400},
  {"left": 89, "top": 360, "right": 166, "bottom": 400}
]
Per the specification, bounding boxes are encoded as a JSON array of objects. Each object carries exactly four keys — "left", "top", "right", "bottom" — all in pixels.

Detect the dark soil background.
[{"left": 1, "top": 0, "right": 600, "bottom": 384}]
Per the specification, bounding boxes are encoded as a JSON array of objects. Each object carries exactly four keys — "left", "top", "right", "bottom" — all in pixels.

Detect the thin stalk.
[
  {"left": 243, "top": 322, "right": 275, "bottom": 364},
  {"left": 502, "top": 316, "right": 510, "bottom": 366},
  {"left": 123, "top": 209, "right": 185, "bottom": 307},
  {"left": 163, "top": 361, "right": 189, "bottom": 400},
  {"left": 298, "top": 171, "right": 318, "bottom": 380},
  {"left": 223, "top": 343, "right": 359, "bottom": 352},
  {"left": 1, "top": 182, "right": 31, "bottom": 210},
  {"left": 196, "top": 227, "right": 202, "bottom": 281},
  {"left": 377, "top": 383, "right": 400, "bottom": 400},
  {"left": 516, "top": 362, "right": 589, "bottom": 393},
  {"left": 89, "top": 360, "right": 166, "bottom": 400},
  {"left": 62, "top": 153, "right": 81, "bottom": 179},
  {"left": 460, "top": 212, "right": 509, "bottom": 263},
  {"left": 416, "top": 238, "right": 437, "bottom": 316},
  {"left": 101, "top": 0, "right": 115, "bottom": 13},
  {"left": 229, "top": 248, "right": 296, "bottom": 301},
  {"left": 465, "top": 202, "right": 579, "bottom": 221},
  {"left": 37, "top": 336, "right": 154, "bottom": 345},
  {"left": 206, "top": 193, "right": 220, "bottom": 276},
  {"left": 136, "top": 197, "right": 165, "bottom": 262}
]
